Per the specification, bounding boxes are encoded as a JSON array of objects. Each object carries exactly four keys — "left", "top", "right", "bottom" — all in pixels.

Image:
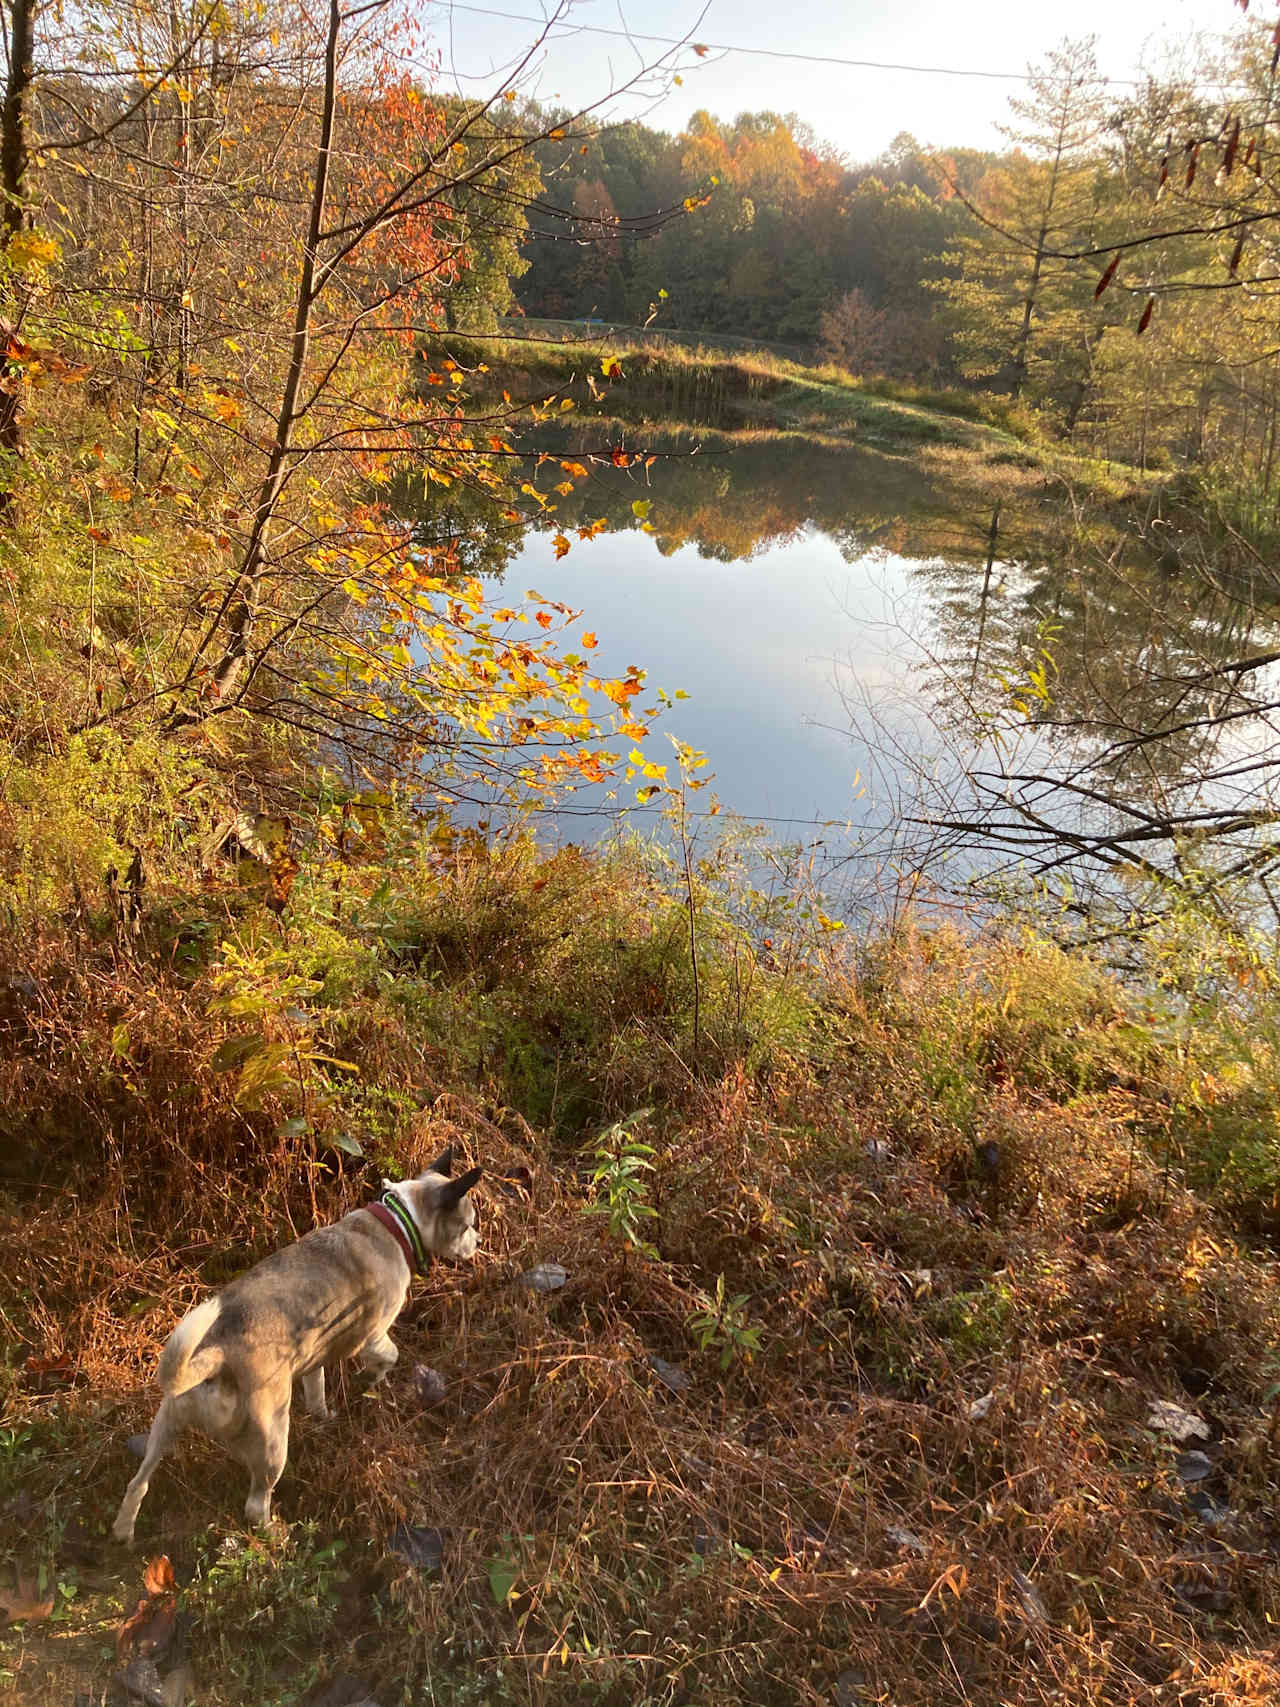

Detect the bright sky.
[{"left": 425, "top": 0, "right": 1249, "bottom": 160}]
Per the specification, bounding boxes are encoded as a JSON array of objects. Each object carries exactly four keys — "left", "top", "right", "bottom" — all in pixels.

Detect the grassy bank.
[
  {"left": 4, "top": 814, "right": 1280, "bottom": 1706},
  {"left": 439, "top": 333, "right": 1038, "bottom": 455}
]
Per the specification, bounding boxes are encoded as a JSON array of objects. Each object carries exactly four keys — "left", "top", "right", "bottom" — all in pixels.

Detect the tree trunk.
[
  {"left": 184, "top": 0, "right": 342, "bottom": 714},
  {"left": 0, "top": 0, "right": 36, "bottom": 512}
]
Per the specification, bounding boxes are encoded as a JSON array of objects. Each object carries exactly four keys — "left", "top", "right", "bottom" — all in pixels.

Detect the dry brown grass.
[{"left": 3, "top": 873, "right": 1280, "bottom": 1707}]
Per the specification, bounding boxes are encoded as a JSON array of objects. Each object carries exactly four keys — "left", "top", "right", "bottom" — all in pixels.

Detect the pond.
[{"left": 411, "top": 429, "right": 1280, "bottom": 915}]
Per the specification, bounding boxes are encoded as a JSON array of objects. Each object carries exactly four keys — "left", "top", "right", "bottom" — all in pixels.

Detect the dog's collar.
[{"left": 365, "top": 1190, "right": 428, "bottom": 1274}]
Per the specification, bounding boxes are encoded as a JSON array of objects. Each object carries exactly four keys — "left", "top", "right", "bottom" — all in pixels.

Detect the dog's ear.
[
  {"left": 437, "top": 1166, "right": 482, "bottom": 1211},
  {"left": 427, "top": 1145, "right": 454, "bottom": 1178}
]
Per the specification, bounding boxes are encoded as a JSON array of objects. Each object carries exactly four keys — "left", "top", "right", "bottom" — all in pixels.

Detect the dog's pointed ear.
[
  {"left": 427, "top": 1145, "right": 454, "bottom": 1178},
  {"left": 438, "top": 1166, "right": 482, "bottom": 1211}
]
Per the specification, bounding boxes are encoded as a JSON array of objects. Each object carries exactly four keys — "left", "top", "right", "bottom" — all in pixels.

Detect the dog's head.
[{"left": 385, "top": 1146, "right": 481, "bottom": 1263}]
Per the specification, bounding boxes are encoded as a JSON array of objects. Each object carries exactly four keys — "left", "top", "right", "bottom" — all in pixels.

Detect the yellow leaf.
[{"left": 553, "top": 534, "right": 571, "bottom": 560}]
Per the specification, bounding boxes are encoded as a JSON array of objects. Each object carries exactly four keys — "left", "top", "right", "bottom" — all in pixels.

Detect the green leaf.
[
  {"left": 307, "top": 1052, "right": 360, "bottom": 1073},
  {"left": 276, "top": 1115, "right": 308, "bottom": 1140},
  {"left": 211, "top": 1034, "right": 261, "bottom": 1072},
  {"left": 488, "top": 1556, "right": 518, "bottom": 1607},
  {"left": 323, "top": 1131, "right": 365, "bottom": 1157},
  {"left": 631, "top": 498, "right": 651, "bottom": 520}
]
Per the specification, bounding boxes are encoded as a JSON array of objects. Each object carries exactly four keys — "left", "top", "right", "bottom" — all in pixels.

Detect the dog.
[{"left": 112, "top": 1148, "right": 481, "bottom": 1543}]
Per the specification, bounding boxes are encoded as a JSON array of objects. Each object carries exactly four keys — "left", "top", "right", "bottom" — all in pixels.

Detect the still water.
[{"left": 415, "top": 431, "right": 1280, "bottom": 909}]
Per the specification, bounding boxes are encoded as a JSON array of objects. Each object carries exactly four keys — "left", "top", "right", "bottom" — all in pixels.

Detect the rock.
[
  {"left": 832, "top": 1667, "right": 869, "bottom": 1706},
  {"left": 520, "top": 1263, "right": 568, "bottom": 1292},
  {"left": 1175, "top": 1450, "right": 1214, "bottom": 1483},
  {"left": 412, "top": 1365, "right": 447, "bottom": 1408},
  {"left": 886, "top": 1524, "right": 926, "bottom": 1555},
  {"left": 1147, "top": 1400, "right": 1210, "bottom": 1444},
  {"left": 304, "top": 1678, "right": 383, "bottom": 1707},
  {"left": 1011, "top": 1567, "right": 1049, "bottom": 1626},
  {"left": 968, "top": 1390, "right": 996, "bottom": 1421},
  {"left": 387, "top": 1524, "right": 444, "bottom": 1572},
  {"left": 1186, "top": 1489, "right": 1236, "bottom": 1528},
  {"left": 648, "top": 1354, "right": 691, "bottom": 1392},
  {"left": 115, "top": 1659, "right": 165, "bottom": 1706},
  {"left": 1172, "top": 1580, "right": 1232, "bottom": 1613},
  {"left": 126, "top": 1435, "right": 149, "bottom": 1460},
  {"left": 159, "top": 1664, "right": 192, "bottom": 1707}
]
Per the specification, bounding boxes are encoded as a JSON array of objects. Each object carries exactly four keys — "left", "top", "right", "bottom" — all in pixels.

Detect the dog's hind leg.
[
  {"left": 240, "top": 1386, "right": 291, "bottom": 1528},
  {"left": 358, "top": 1331, "right": 398, "bottom": 1385},
  {"left": 111, "top": 1396, "right": 180, "bottom": 1545},
  {"left": 301, "top": 1367, "right": 329, "bottom": 1420}
]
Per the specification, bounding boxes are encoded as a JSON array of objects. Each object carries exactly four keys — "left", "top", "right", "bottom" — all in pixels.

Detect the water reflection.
[{"left": 405, "top": 430, "right": 1280, "bottom": 907}]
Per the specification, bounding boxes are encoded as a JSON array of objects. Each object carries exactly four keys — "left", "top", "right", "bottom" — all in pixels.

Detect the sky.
[{"left": 424, "top": 0, "right": 1252, "bottom": 161}]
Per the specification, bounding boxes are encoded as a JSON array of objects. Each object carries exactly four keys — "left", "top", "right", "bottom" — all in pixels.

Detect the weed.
[
  {"left": 687, "top": 1273, "right": 763, "bottom": 1371},
  {"left": 582, "top": 1108, "right": 659, "bottom": 1256},
  {"left": 183, "top": 1525, "right": 349, "bottom": 1705}
]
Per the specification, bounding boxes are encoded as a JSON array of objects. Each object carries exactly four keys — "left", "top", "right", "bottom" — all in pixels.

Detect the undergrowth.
[{"left": 3, "top": 795, "right": 1280, "bottom": 1706}]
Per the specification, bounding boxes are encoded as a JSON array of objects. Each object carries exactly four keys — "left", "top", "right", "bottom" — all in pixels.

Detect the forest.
[{"left": 5, "top": 4, "right": 1280, "bottom": 1707}]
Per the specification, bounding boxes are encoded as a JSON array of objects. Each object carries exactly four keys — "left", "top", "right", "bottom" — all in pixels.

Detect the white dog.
[{"left": 112, "top": 1149, "right": 480, "bottom": 1542}]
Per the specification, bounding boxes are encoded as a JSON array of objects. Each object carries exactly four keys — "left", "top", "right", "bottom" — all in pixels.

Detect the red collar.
[{"left": 365, "top": 1201, "right": 420, "bottom": 1273}]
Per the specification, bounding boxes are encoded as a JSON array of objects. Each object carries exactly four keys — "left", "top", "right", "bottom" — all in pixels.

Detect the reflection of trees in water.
[
  {"left": 919, "top": 525, "right": 1279, "bottom": 792},
  {"left": 505, "top": 426, "right": 1003, "bottom": 566},
  {"left": 389, "top": 467, "right": 524, "bottom": 581},
  {"left": 912, "top": 507, "right": 1280, "bottom": 927},
  {"left": 401, "top": 426, "right": 1280, "bottom": 925}
]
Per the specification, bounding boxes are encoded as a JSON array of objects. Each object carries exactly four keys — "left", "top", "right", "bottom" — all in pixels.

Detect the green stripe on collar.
[{"left": 379, "top": 1189, "right": 428, "bottom": 1271}]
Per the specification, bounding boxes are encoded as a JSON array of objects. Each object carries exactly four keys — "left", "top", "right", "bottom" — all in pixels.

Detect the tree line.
[{"left": 513, "top": 18, "right": 1280, "bottom": 488}]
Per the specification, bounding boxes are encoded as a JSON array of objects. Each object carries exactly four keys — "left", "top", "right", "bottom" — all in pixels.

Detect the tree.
[
  {"left": 938, "top": 39, "right": 1111, "bottom": 419},
  {"left": 0, "top": 0, "right": 703, "bottom": 821}
]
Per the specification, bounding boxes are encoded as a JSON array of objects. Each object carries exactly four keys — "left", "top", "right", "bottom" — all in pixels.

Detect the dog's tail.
[{"left": 156, "top": 1296, "right": 225, "bottom": 1395}]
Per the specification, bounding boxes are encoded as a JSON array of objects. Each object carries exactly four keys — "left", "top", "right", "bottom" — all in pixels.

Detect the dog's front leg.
[
  {"left": 358, "top": 1332, "right": 399, "bottom": 1385},
  {"left": 301, "top": 1367, "right": 330, "bottom": 1420}
]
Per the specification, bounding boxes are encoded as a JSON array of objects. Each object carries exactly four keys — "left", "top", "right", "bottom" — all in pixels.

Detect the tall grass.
[{"left": 5, "top": 802, "right": 1280, "bottom": 1706}]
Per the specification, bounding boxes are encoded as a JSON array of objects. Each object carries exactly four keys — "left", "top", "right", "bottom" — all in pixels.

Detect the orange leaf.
[
  {"left": 535, "top": 610, "right": 553, "bottom": 629},
  {"left": 0, "top": 1577, "right": 54, "bottom": 1623},
  {"left": 553, "top": 534, "right": 571, "bottom": 560},
  {"left": 581, "top": 631, "right": 597, "bottom": 649},
  {"left": 143, "top": 1556, "right": 176, "bottom": 1597},
  {"left": 87, "top": 526, "right": 111, "bottom": 543}
]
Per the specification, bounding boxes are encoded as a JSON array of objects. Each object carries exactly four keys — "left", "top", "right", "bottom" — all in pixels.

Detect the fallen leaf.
[
  {"left": 0, "top": 1574, "right": 54, "bottom": 1622},
  {"left": 117, "top": 1556, "right": 178, "bottom": 1659},
  {"left": 143, "top": 1556, "right": 176, "bottom": 1597}
]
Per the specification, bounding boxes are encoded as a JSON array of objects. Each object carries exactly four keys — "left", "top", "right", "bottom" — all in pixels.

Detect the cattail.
[
  {"left": 1094, "top": 253, "right": 1121, "bottom": 298},
  {"left": 1137, "top": 295, "right": 1156, "bottom": 335},
  {"left": 1224, "top": 115, "right": 1241, "bottom": 174}
]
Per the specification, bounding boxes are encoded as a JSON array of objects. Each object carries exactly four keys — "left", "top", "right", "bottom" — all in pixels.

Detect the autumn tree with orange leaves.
[{"left": 0, "top": 0, "right": 700, "bottom": 825}]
